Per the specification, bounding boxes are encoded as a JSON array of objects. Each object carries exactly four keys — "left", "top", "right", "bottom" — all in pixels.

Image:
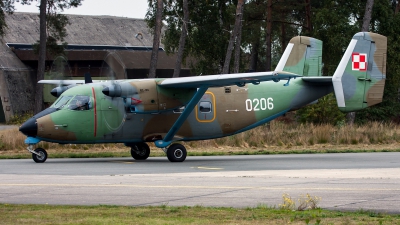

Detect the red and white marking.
[{"left": 352, "top": 53, "right": 367, "bottom": 71}]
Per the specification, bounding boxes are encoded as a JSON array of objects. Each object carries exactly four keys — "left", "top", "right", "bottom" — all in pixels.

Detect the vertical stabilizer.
[
  {"left": 332, "top": 32, "right": 387, "bottom": 112},
  {"left": 275, "top": 36, "right": 322, "bottom": 77}
]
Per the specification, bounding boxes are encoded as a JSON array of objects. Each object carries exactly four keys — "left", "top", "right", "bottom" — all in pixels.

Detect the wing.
[
  {"left": 38, "top": 80, "right": 106, "bottom": 85},
  {"left": 157, "top": 71, "right": 301, "bottom": 88},
  {"left": 38, "top": 80, "right": 86, "bottom": 85}
]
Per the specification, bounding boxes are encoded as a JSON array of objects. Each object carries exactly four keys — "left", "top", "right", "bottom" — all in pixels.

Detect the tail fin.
[
  {"left": 275, "top": 36, "right": 322, "bottom": 77},
  {"left": 332, "top": 32, "right": 387, "bottom": 112}
]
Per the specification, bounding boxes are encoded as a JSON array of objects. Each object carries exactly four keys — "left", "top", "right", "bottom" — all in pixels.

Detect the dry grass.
[
  {"left": 2, "top": 121, "right": 400, "bottom": 158},
  {"left": 187, "top": 121, "right": 400, "bottom": 151}
]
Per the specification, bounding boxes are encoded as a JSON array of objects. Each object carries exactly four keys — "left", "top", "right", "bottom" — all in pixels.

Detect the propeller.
[
  {"left": 47, "top": 56, "right": 74, "bottom": 98},
  {"left": 99, "top": 52, "right": 144, "bottom": 112},
  {"left": 100, "top": 51, "right": 127, "bottom": 97}
]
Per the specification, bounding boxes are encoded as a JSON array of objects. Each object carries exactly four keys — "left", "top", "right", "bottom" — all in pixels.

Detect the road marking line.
[
  {"left": 0, "top": 183, "right": 399, "bottom": 191},
  {"left": 108, "top": 161, "right": 135, "bottom": 164},
  {"left": 196, "top": 167, "right": 224, "bottom": 170}
]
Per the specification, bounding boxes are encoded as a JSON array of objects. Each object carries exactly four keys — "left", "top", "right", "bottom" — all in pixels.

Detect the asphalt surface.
[{"left": 1, "top": 153, "right": 400, "bottom": 213}]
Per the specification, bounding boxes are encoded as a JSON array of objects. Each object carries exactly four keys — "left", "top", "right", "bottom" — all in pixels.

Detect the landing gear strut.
[
  {"left": 27, "top": 145, "right": 48, "bottom": 163},
  {"left": 166, "top": 143, "right": 187, "bottom": 162},
  {"left": 130, "top": 143, "right": 150, "bottom": 160}
]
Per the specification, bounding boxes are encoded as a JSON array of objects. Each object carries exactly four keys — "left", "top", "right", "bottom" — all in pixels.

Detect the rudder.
[{"left": 332, "top": 32, "right": 387, "bottom": 112}]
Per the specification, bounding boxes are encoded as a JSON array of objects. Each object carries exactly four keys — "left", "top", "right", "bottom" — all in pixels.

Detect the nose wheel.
[
  {"left": 27, "top": 145, "right": 48, "bottom": 163},
  {"left": 32, "top": 148, "right": 48, "bottom": 163}
]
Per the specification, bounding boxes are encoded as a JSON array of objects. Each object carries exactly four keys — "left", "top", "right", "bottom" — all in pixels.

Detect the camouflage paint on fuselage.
[{"left": 35, "top": 77, "right": 332, "bottom": 144}]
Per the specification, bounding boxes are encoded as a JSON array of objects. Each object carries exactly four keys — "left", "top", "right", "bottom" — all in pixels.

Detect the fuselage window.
[
  {"left": 51, "top": 96, "right": 73, "bottom": 109},
  {"left": 69, "top": 95, "right": 92, "bottom": 111},
  {"left": 199, "top": 101, "right": 212, "bottom": 113}
]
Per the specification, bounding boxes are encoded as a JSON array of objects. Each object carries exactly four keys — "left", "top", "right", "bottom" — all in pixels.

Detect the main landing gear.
[
  {"left": 165, "top": 143, "right": 187, "bottom": 162},
  {"left": 129, "top": 142, "right": 187, "bottom": 162},
  {"left": 130, "top": 143, "right": 151, "bottom": 160},
  {"left": 27, "top": 145, "right": 48, "bottom": 163}
]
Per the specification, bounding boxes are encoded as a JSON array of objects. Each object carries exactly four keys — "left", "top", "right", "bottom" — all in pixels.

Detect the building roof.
[
  {"left": 1, "top": 13, "right": 193, "bottom": 73},
  {"left": 4, "top": 12, "right": 160, "bottom": 48}
]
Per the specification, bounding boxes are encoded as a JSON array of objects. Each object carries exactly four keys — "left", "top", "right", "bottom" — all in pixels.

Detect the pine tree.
[
  {"left": 173, "top": 0, "right": 189, "bottom": 78},
  {"left": 0, "top": 0, "right": 15, "bottom": 36},
  {"left": 149, "top": 0, "right": 163, "bottom": 78},
  {"left": 18, "top": 0, "right": 82, "bottom": 113}
]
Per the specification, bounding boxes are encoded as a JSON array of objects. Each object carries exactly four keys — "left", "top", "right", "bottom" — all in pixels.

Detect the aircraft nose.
[
  {"left": 19, "top": 117, "right": 37, "bottom": 137},
  {"left": 19, "top": 107, "right": 58, "bottom": 137}
]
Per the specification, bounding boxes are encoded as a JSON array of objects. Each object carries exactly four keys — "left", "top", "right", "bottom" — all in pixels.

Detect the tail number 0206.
[{"left": 245, "top": 98, "right": 274, "bottom": 111}]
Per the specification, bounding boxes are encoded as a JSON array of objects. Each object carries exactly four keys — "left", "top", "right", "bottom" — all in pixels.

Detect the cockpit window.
[
  {"left": 51, "top": 96, "right": 73, "bottom": 109},
  {"left": 68, "top": 95, "right": 92, "bottom": 111}
]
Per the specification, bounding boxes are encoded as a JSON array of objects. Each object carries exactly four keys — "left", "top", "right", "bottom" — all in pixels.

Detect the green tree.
[
  {"left": 148, "top": 0, "right": 163, "bottom": 78},
  {"left": 172, "top": 0, "right": 189, "bottom": 78},
  {"left": 222, "top": 0, "right": 245, "bottom": 74},
  {"left": 147, "top": 0, "right": 237, "bottom": 75},
  {"left": 297, "top": 94, "right": 346, "bottom": 125},
  {"left": 0, "top": 0, "right": 15, "bottom": 36},
  {"left": 19, "top": 0, "right": 82, "bottom": 113}
]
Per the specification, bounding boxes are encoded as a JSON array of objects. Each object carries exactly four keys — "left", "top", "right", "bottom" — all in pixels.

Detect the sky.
[{"left": 14, "top": 0, "right": 149, "bottom": 19}]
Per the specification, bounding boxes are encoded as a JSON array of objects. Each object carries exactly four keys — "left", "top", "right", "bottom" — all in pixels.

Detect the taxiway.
[{"left": 1, "top": 152, "right": 399, "bottom": 213}]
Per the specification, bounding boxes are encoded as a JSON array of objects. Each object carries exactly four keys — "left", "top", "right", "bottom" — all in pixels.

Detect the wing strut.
[{"left": 154, "top": 86, "right": 208, "bottom": 148}]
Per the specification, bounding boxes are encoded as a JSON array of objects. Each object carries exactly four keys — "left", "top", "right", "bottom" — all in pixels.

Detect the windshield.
[
  {"left": 51, "top": 95, "right": 72, "bottom": 109},
  {"left": 68, "top": 95, "right": 92, "bottom": 111}
]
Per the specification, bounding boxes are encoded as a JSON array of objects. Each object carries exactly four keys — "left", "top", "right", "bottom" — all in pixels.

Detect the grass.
[
  {"left": 2, "top": 121, "right": 400, "bottom": 159},
  {"left": 1, "top": 204, "right": 399, "bottom": 225}
]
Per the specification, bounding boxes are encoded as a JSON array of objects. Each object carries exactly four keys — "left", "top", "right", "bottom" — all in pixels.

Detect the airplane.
[{"left": 19, "top": 32, "right": 387, "bottom": 163}]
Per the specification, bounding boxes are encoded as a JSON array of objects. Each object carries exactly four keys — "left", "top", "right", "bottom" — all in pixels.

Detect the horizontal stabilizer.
[{"left": 302, "top": 77, "right": 333, "bottom": 83}]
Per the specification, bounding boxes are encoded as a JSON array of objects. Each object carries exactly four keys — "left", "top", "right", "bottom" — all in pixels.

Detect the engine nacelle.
[
  {"left": 51, "top": 85, "right": 76, "bottom": 97},
  {"left": 102, "top": 80, "right": 196, "bottom": 113}
]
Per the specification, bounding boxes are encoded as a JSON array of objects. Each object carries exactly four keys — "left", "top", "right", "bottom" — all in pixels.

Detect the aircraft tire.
[
  {"left": 167, "top": 143, "right": 187, "bottom": 162},
  {"left": 130, "top": 143, "right": 150, "bottom": 160},
  {"left": 32, "top": 148, "right": 48, "bottom": 163}
]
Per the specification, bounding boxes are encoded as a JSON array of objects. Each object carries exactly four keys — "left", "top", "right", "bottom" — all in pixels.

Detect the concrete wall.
[{"left": 0, "top": 40, "right": 35, "bottom": 123}]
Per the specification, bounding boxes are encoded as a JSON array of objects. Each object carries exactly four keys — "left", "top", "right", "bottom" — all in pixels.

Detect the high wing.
[
  {"left": 38, "top": 80, "right": 107, "bottom": 85},
  {"left": 157, "top": 71, "right": 300, "bottom": 88},
  {"left": 38, "top": 80, "right": 86, "bottom": 85},
  {"left": 39, "top": 73, "right": 95, "bottom": 85},
  {"left": 39, "top": 71, "right": 301, "bottom": 88}
]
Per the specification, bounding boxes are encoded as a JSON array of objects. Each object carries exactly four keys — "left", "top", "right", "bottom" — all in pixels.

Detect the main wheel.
[
  {"left": 167, "top": 143, "right": 187, "bottom": 162},
  {"left": 130, "top": 143, "right": 150, "bottom": 160},
  {"left": 32, "top": 148, "right": 47, "bottom": 163}
]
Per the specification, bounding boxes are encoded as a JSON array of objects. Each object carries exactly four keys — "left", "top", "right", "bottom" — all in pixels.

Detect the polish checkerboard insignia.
[{"left": 352, "top": 53, "right": 367, "bottom": 71}]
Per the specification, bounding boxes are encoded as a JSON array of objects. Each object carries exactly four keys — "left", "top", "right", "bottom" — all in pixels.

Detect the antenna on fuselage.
[{"left": 84, "top": 72, "right": 93, "bottom": 84}]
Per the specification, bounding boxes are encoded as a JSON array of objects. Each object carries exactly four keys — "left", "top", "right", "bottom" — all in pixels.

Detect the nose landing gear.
[{"left": 27, "top": 145, "right": 48, "bottom": 163}]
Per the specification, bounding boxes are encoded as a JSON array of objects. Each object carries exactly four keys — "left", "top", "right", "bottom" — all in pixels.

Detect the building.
[{"left": 0, "top": 12, "right": 193, "bottom": 123}]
